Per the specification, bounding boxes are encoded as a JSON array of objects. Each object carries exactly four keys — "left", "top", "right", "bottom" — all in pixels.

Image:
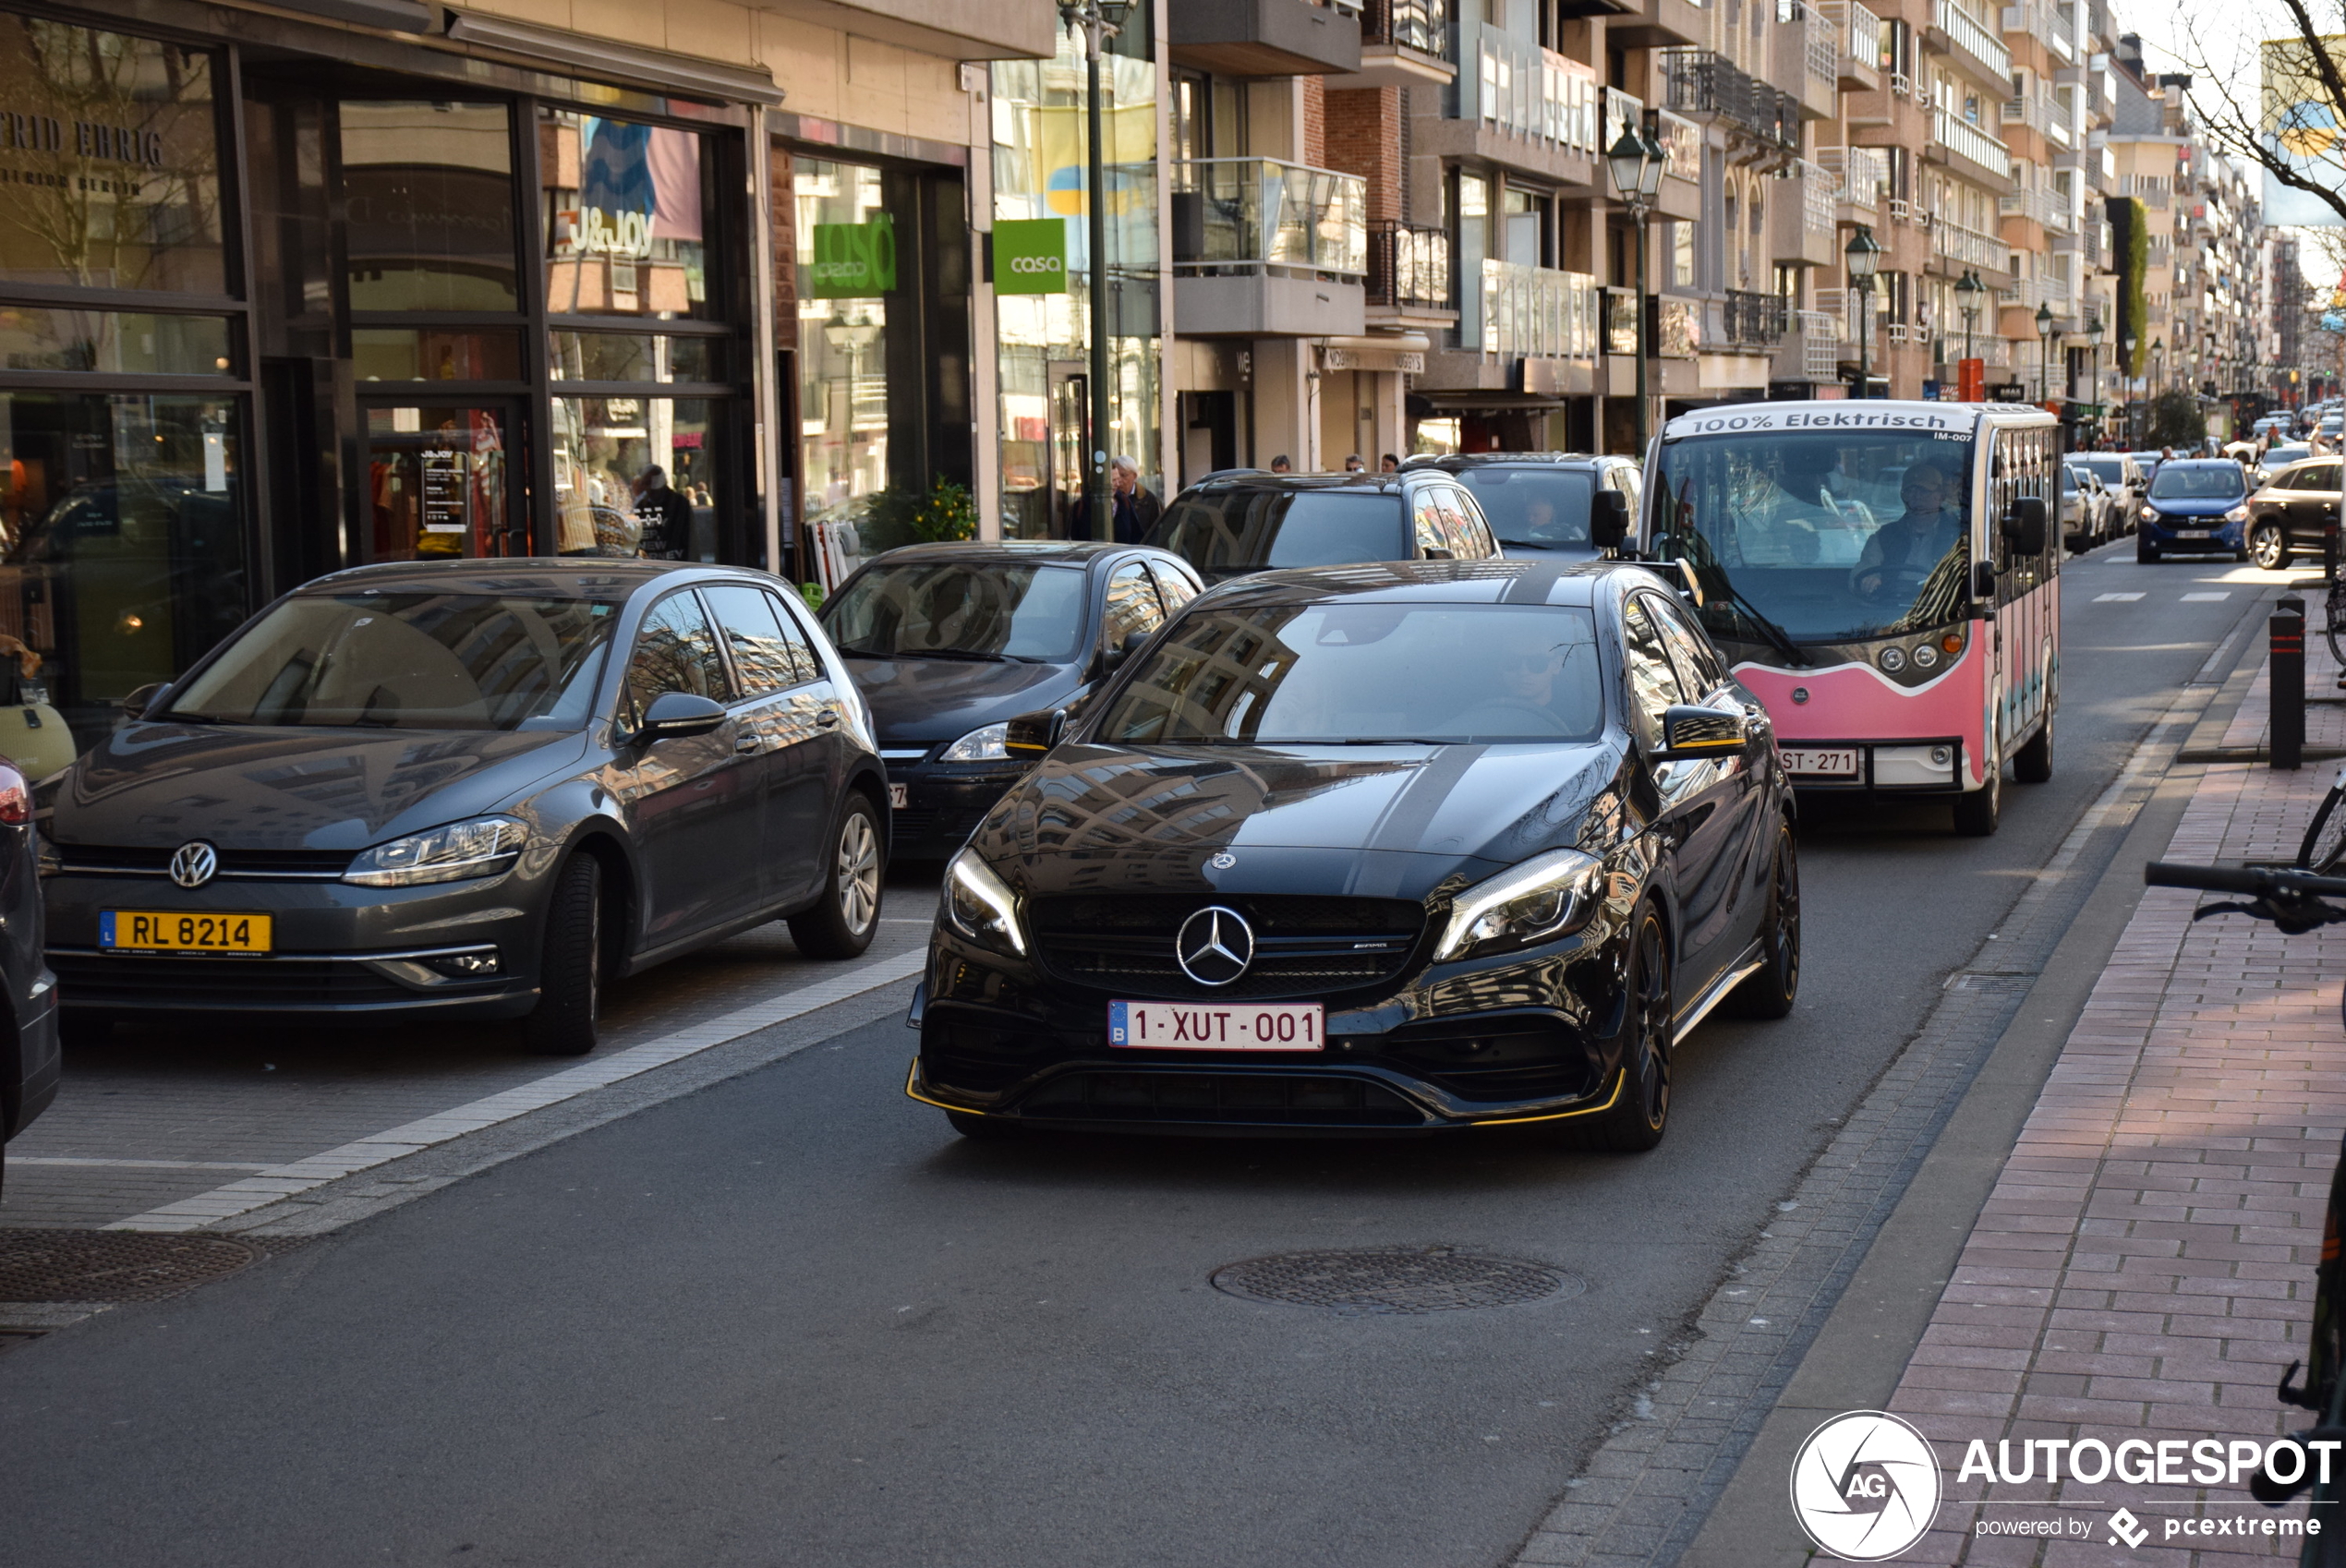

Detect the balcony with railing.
[
  {"left": 1997, "top": 185, "right": 2073, "bottom": 234},
  {"left": 1773, "top": 160, "right": 1840, "bottom": 267},
  {"left": 1933, "top": 0, "right": 2011, "bottom": 83},
  {"left": 1171, "top": 158, "right": 1368, "bottom": 335},
  {"left": 1168, "top": 0, "right": 1363, "bottom": 76},
  {"left": 1797, "top": 308, "right": 1841, "bottom": 380},
  {"left": 2001, "top": 87, "right": 2068, "bottom": 148},
  {"left": 1660, "top": 48, "right": 1801, "bottom": 153},
  {"left": 1655, "top": 109, "right": 1700, "bottom": 182},
  {"left": 1816, "top": 144, "right": 1887, "bottom": 215},
  {"left": 1932, "top": 214, "right": 2005, "bottom": 271},
  {"left": 1367, "top": 220, "right": 1451, "bottom": 311},
  {"left": 1816, "top": 0, "right": 1881, "bottom": 89},
  {"left": 1930, "top": 106, "right": 2013, "bottom": 178},
  {"left": 1462, "top": 24, "right": 1606, "bottom": 161},
  {"left": 1360, "top": 0, "right": 1450, "bottom": 55},
  {"left": 1723, "top": 289, "right": 1790, "bottom": 348},
  {"left": 1475, "top": 257, "right": 1602, "bottom": 361}
]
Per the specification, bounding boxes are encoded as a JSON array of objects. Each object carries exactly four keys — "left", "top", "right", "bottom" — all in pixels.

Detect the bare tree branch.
[{"left": 2171, "top": 7, "right": 2346, "bottom": 225}]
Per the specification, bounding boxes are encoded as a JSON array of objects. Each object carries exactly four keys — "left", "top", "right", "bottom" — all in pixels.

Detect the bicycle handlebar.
[{"left": 2146, "top": 862, "right": 2346, "bottom": 897}]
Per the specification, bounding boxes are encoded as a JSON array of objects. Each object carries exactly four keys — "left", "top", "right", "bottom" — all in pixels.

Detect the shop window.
[
  {"left": 341, "top": 102, "right": 518, "bottom": 311},
  {"left": 550, "top": 332, "right": 715, "bottom": 383},
  {"left": 362, "top": 404, "right": 511, "bottom": 562},
  {"left": 550, "top": 395, "right": 718, "bottom": 561},
  {"left": 540, "top": 108, "right": 714, "bottom": 320},
  {"left": 0, "top": 309, "right": 233, "bottom": 375},
  {"left": 352, "top": 329, "right": 521, "bottom": 382},
  {"left": 795, "top": 159, "right": 895, "bottom": 535},
  {"left": 0, "top": 392, "right": 248, "bottom": 746}
]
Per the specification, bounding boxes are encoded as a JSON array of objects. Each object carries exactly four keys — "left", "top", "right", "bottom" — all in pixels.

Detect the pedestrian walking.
[{"left": 1070, "top": 454, "right": 1163, "bottom": 544}]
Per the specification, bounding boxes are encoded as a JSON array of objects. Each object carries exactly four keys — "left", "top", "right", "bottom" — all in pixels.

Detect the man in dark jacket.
[
  {"left": 1074, "top": 455, "right": 1163, "bottom": 544},
  {"left": 632, "top": 465, "right": 693, "bottom": 560}
]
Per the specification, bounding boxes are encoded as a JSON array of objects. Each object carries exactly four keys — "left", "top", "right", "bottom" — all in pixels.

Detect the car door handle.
[
  {"left": 735, "top": 730, "right": 762, "bottom": 754},
  {"left": 816, "top": 709, "right": 840, "bottom": 729}
]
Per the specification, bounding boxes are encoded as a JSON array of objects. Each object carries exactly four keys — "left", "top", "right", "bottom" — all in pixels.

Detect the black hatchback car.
[
  {"left": 1400, "top": 452, "right": 1641, "bottom": 559},
  {"left": 2244, "top": 455, "right": 2343, "bottom": 570},
  {"left": 819, "top": 541, "right": 1203, "bottom": 860},
  {"left": 908, "top": 560, "right": 1799, "bottom": 1149},
  {"left": 40, "top": 560, "right": 889, "bottom": 1055},
  {"left": 1143, "top": 472, "right": 1503, "bottom": 585}
]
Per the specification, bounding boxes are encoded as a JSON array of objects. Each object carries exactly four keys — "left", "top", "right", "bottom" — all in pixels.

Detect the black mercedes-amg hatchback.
[{"left": 906, "top": 559, "right": 1799, "bottom": 1149}]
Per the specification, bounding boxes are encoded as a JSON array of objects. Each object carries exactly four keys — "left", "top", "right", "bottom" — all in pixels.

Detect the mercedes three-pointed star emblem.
[{"left": 1175, "top": 904, "right": 1254, "bottom": 986}]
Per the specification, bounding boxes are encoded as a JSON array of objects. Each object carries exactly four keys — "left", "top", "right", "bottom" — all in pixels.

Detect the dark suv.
[
  {"left": 1399, "top": 452, "right": 1641, "bottom": 559},
  {"left": 1143, "top": 473, "right": 1502, "bottom": 584}
]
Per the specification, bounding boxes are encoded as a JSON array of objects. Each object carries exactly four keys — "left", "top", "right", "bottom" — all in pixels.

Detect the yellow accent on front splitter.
[{"left": 1469, "top": 1068, "right": 1627, "bottom": 1126}]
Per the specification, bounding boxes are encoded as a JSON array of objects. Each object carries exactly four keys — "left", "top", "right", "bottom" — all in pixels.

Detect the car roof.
[
  {"left": 2156, "top": 457, "right": 2242, "bottom": 469},
  {"left": 1179, "top": 473, "right": 1408, "bottom": 496},
  {"left": 853, "top": 539, "right": 1149, "bottom": 567},
  {"left": 1399, "top": 452, "right": 1614, "bottom": 471},
  {"left": 1183, "top": 558, "right": 1661, "bottom": 610},
  {"left": 292, "top": 557, "right": 718, "bottom": 597}
]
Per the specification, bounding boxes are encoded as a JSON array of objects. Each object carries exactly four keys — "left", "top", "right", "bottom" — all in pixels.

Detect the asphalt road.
[{"left": 0, "top": 544, "right": 2284, "bottom": 1568}]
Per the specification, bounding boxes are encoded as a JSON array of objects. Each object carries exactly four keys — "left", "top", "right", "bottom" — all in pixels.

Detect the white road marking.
[
  {"left": 2181, "top": 591, "right": 2231, "bottom": 601},
  {"left": 2093, "top": 592, "right": 2145, "bottom": 602},
  {"left": 9, "top": 1157, "right": 272, "bottom": 1171},
  {"left": 104, "top": 946, "right": 928, "bottom": 1233}
]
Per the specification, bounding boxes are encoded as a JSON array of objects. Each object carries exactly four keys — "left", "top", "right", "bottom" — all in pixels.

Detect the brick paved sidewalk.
[{"left": 1886, "top": 657, "right": 2346, "bottom": 1564}]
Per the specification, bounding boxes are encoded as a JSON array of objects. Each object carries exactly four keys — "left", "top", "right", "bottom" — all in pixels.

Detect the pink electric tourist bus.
[{"left": 1635, "top": 400, "right": 2061, "bottom": 836}]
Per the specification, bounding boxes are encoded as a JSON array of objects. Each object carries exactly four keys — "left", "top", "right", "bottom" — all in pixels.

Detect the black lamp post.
[
  {"left": 1845, "top": 225, "right": 1883, "bottom": 399},
  {"left": 2122, "top": 332, "right": 2137, "bottom": 443},
  {"left": 1607, "top": 115, "right": 1666, "bottom": 455},
  {"left": 1059, "top": 0, "right": 1131, "bottom": 539},
  {"left": 2086, "top": 313, "right": 2104, "bottom": 442},
  {"left": 2036, "top": 301, "right": 2055, "bottom": 405},
  {"left": 1954, "top": 268, "right": 1984, "bottom": 372}
]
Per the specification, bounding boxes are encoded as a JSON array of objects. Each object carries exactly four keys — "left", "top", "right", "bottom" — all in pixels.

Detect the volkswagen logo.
[
  {"left": 168, "top": 841, "right": 218, "bottom": 889},
  {"left": 1175, "top": 905, "right": 1253, "bottom": 986}
]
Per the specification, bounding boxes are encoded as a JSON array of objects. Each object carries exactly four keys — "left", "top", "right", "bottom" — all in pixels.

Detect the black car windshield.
[
  {"left": 1453, "top": 469, "right": 1596, "bottom": 549},
  {"left": 1651, "top": 428, "right": 1977, "bottom": 643},
  {"left": 164, "top": 592, "right": 619, "bottom": 730},
  {"left": 1098, "top": 603, "right": 1602, "bottom": 743},
  {"left": 1147, "top": 489, "right": 1403, "bottom": 576},
  {"left": 2149, "top": 464, "right": 2245, "bottom": 501},
  {"left": 822, "top": 561, "right": 1085, "bottom": 662}
]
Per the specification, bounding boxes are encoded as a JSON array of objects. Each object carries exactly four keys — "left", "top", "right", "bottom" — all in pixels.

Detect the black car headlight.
[
  {"left": 1433, "top": 849, "right": 1607, "bottom": 962},
  {"left": 344, "top": 815, "right": 527, "bottom": 887},
  {"left": 943, "top": 846, "right": 1028, "bottom": 956}
]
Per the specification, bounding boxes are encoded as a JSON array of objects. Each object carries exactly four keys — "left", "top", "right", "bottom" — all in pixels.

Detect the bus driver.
[{"left": 1852, "top": 460, "right": 1962, "bottom": 599}]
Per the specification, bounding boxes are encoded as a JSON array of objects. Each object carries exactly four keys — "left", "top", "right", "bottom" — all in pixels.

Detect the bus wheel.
[
  {"left": 1953, "top": 762, "right": 2001, "bottom": 837},
  {"left": 2013, "top": 712, "right": 2053, "bottom": 784}
]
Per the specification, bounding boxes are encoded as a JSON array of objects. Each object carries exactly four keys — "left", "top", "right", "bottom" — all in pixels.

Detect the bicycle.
[
  {"left": 2145, "top": 860, "right": 2346, "bottom": 1563},
  {"left": 2298, "top": 767, "right": 2346, "bottom": 874}
]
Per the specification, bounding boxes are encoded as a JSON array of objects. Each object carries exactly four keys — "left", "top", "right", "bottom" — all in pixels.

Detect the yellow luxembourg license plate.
[{"left": 100, "top": 910, "right": 272, "bottom": 955}]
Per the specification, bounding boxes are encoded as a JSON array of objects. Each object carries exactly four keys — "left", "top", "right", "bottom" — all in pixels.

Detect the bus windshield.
[{"left": 1651, "top": 428, "right": 1976, "bottom": 645}]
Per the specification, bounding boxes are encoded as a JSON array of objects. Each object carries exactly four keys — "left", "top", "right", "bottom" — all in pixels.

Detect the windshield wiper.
[{"left": 841, "top": 644, "right": 1012, "bottom": 663}]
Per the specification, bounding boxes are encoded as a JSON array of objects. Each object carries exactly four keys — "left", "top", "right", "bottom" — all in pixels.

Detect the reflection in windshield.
[
  {"left": 1454, "top": 469, "right": 1594, "bottom": 549},
  {"left": 1101, "top": 603, "right": 1602, "bottom": 743},
  {"left": 165, "top": 593, "right": 618, "bottom": 730},
  {"left": 1651, "top": 429, "right": 1976, "bottom": 643},
  {"left": 821, "top": 561, "right": 1084, "bottom": 662},
  {"left": 1147, "top": 489, "right": 1404, "bottom": 577}
]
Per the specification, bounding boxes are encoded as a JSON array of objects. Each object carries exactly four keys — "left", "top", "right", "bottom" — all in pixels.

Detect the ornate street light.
[
  {"left": 2036, "top": 301, "right": 2056, "bottom": 405},
  {"left": 1845, "top": 225, "right": 1883, "bottom": 400},
  {"left": 1608, "top": 116, "right": 1667, "bottom": 454},
  {"left": 2086, "top": 314, "right": 2104, "bottom": 444},
  {"left": 1954, "top": 269, "right": 1985, "bottom": 373}
]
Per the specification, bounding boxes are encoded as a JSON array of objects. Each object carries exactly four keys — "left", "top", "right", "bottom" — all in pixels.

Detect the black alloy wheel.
[
  {"left": 788, "top": 793, "right": 884, "bottom": 959},
  {"left": 1953, "top": 754, "right": 2001, "bottom": 837},
  {"left": 525, "top": 853, "right": 602, "bottom": 1056},
  {"left": 1584, "top": 907, "right": 1673, "bottom": 1152},
  {"left": 2250, "top": 522, "right": 2291, "bottom": 572},
  {"left": 1728, "top": 825, "right": 1800, "bottom": 1019}
]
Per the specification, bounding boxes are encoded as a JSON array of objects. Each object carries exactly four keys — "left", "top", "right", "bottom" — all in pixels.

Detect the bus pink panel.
[{"left": 1730, "top": 640, "right": 1992, "bottom": 787}]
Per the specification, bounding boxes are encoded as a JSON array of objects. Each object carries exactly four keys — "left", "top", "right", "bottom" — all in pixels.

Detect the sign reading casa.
[{"left": 994, "top": 217, "right": 1067, "bottom": 296}]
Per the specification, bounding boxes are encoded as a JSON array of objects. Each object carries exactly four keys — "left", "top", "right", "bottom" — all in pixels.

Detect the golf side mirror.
[
  {"left": 1655, "top": 705, "right": 1747, "bottom": 760},
  {"left": 1005, "top": 706, "right": 1070, "bottom": 759},
  {"left": 2002, "top": 495, "right": 2049, "bottom": 556},
  {"left": 1104, "top": 630, "right": 1149, "bottom": 670},
  {"left": 1590, "top": 489, "right": 1630, "bottom": 550},
  {"left": 637, "top": 691, "right": 726, "bottom": 742}
]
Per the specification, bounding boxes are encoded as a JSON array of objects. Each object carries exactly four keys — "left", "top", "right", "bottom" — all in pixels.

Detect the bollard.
[{"left": 2274, "top": 594, "right": 2305, "bottom": 771}]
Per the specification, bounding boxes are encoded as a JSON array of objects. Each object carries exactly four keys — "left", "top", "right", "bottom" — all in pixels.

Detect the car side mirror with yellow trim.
[
  {"left": 1005, "top": 706, "right": 1070, "bottom": 759},
  {"left": 1654, "top": 704, "right": 1746, "bottom": 760}
]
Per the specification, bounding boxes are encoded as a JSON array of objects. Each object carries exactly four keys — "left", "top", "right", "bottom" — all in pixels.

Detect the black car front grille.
[
  {"left": 1027, "top": 894, "right": 1425, "bottom": 1001},
  {"left": 53, "top": 844, "right": 354, "bottom": 879},
  {"left": 1019, "top": 1070, "right": 1425, "bottom": 1126},
  {"left": 52, "top": 952, "right": 416, "bottom": 1007}
]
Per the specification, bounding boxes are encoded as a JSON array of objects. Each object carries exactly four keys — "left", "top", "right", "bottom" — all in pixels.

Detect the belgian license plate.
[
  {"left": 2174, "top": 529, "right": 2211, "bottom": 539},
  {"left": 888, "top": 783, "right": 909, "bottom": 809},
  {"left": 100, "top": 910, "right": 272, "bottom": 955},
  {"left": 1109, "top": 1000, "right": 1324, "bottom": 1051},
  {"left": 1781, "top": 747, "right": 1861, "bottom": 779}
]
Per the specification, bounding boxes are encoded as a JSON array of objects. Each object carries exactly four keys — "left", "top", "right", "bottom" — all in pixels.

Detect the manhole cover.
[
  {"left": 0, "top": 1229, "right": 261, "bottom": 1303},
  {"left": 1211, "top": 1245, "right": 1582, "bottom": 1315}
]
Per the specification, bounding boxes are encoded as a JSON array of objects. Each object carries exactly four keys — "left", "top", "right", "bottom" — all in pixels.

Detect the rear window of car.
[
  {"left": 1146, "top": 488, "right": 1406, "bottom": 576},
  {"left": 2081, "top": 458, "right": 2127, "bottom": 484},
  {"left": 1451, "top": 468, "right": 1595, "bottom": 549}
]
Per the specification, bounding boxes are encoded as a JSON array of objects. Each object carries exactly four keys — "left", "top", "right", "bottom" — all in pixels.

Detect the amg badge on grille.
[{"left": 1175, "top": 905, "right": 1254, "bottom": 986}]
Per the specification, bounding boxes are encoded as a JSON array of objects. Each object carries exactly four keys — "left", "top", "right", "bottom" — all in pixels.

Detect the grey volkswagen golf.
[{"left": 39, "top": 560, "right": 889, "bottom": 1055}]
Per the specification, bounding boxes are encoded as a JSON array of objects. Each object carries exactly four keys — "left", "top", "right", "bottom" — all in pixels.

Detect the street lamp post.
[
  {"left": 2086, "top": 313, "right": 2104, "bottom": 446},
  {"left": 2122, "top": 332, "right": 2137, "bottom": 445},
  {"left": 1059, "top": 0, "right": 1129, "bottom": 539},
  {"left": 1846, "top": 225, "right": 1883, "bottom": 400},
  {"left": 2152, "top": 337, "right": 2164, "bottom": 399},
  {"left": 1954, "top": 269, "right": 1984, "bottom": 380},
  {"left": 2036, "top": 301, "right": 2056, "bottom": 408},
  {"left": 1607, "top": 114, "right": 1666, "bottom": 456}
]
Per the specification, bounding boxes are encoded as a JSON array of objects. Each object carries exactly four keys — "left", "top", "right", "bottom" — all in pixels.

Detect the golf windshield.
[
  {"left": 1651, "top": 428, "right": 1976, "bottom": 645},
  {"left": 821, "top": 561, "right": 1085, "bottom": 662},
  {"left": 1099, "top": 603, "right": 1602, "bottom": 744},
  {"left": 164, "top": 593, "right": 619, "bottom": 730}
]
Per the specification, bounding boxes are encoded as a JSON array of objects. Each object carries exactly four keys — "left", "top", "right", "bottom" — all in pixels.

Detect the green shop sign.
[
  {"left": 805, "top": 215, "right": 896, "bottom": 298},
  {"left": 994, "top": 218, "right": 1068, "bottom": 296}
]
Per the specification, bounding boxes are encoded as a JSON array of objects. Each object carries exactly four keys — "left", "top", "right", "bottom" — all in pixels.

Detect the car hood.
[
  {"left": 840, "top": 657, "right": 1085, "bottom": 749},
  {"left": 971, "top": 740, "right": 1626, "bottom": 902},
  {"left": 2146, "top": 495, "right": 2246, "bottom": 517},
  {"left": 43, "top": 723, "right": 589, "bottom": 850}
]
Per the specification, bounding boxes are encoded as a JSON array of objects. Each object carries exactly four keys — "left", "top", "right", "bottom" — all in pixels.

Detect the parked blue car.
[{"left": 2135, "top": 459, "right": 2252, "bottom": 563}]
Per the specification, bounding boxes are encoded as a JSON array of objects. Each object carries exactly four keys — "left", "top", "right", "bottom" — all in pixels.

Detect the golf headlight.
[
  {"left": 943, "top": 847, "right": 1027, "bottom": 956},
  {"left": 939, "top": 722, "right": 1011, "bottom": 763},
  {"left": 1434, "top": 848, "right": 1607, "bottom": 962},
  {"left": 344, "top": 815, "right": 527, "bottom": 887}
]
